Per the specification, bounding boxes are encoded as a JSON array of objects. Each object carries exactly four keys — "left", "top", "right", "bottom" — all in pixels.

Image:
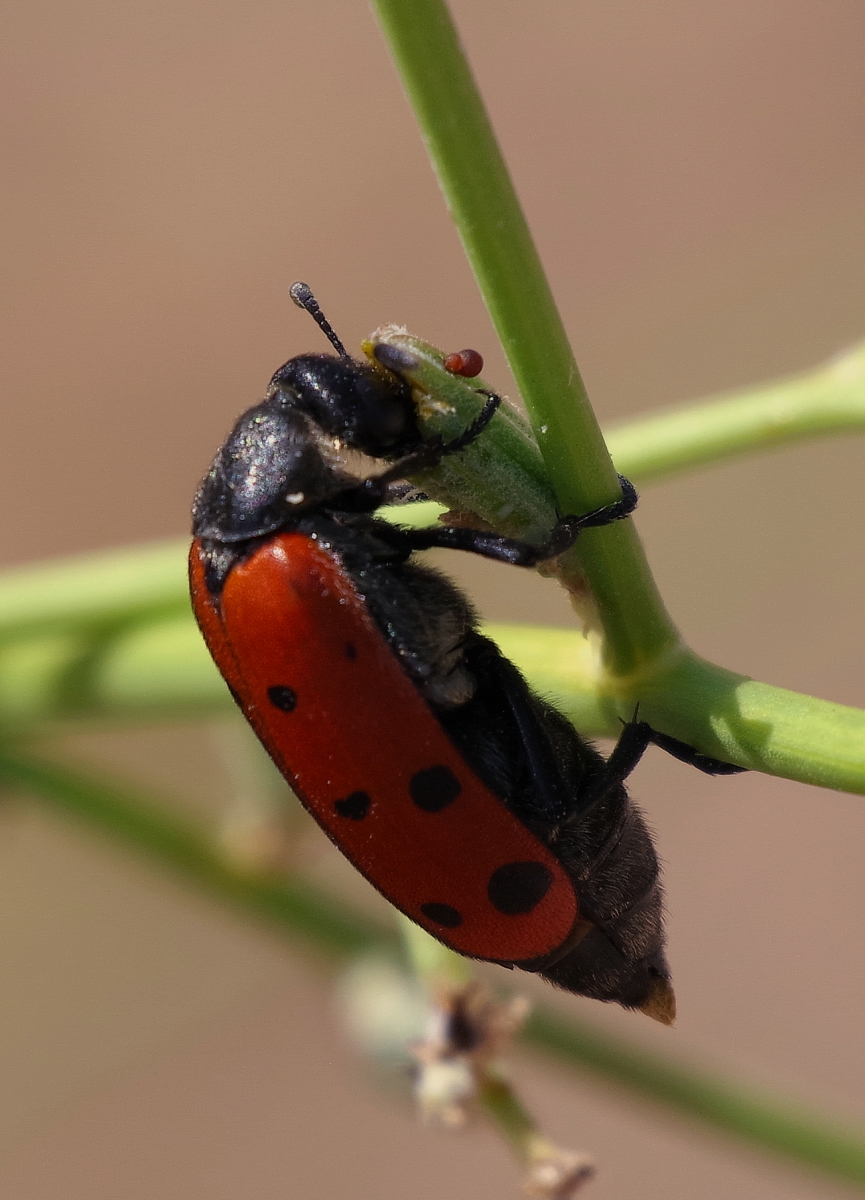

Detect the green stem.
[
  {"left": 0, "top": 560, "right": 863, "bottom": 792},
  {"left": 525, "top": 1007, "right": 865, "bottom": 1188},
  {"left": 0, "top": 331, "right": 861, "bottom": 643},
  {"left": 489, "top": 626, "right": 865, "bottom": 794},
  {"left": 476, "top": 1073, "right": 542, "bottom": 1164},
  {"left": 477, "top": 1073, "right": 594, "bottom": 1189},
  {"left": 0, "top": 538, "right": 191, "bottom": 639},
  {"left": 0, "top": 745, "right": 391, "bottom": 959},
  {"left": 0, "top": 607, "right": 227, "bottom": 730},
  {"left": 606, "top": 340, "right": 865, "bottom": 484},
  {"left": 371, "top": 0, "right": 679, "bottom": 677},
  {"left": 2, "top": 744, "right": 863, "bottom": 1188}
]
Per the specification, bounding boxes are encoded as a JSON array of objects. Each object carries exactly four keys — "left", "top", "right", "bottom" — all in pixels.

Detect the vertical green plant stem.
[{"left": 371, "top": 0, "right": 680, "bottom": 677}]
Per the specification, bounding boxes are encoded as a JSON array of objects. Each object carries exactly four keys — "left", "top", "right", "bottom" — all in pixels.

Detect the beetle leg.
[
  {"left": 643, "top": 727, "right": 747, "bottom": 776},
  {"left": 572, "top": 718, "right": 746, "bottom": 818},
  {"left": 376, "top": 477, "right": 636, "bottom": 566},
  {"left": 436, "top": 389, "right": 502, "bottom": 457}
]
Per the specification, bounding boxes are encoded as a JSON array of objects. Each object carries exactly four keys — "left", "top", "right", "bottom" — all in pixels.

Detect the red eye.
[{"left": 444, "top": 349, "right": 484, "bottom": 378}]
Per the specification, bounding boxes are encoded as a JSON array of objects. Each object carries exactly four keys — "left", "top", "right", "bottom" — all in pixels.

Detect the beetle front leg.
[{"left": 382, "top": 474, "right": 638, "bottom": 567}]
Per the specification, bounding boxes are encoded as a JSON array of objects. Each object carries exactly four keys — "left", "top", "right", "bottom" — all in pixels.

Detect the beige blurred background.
[{"left": 1, "top": 1, "right": 865, "bottom": 1197}]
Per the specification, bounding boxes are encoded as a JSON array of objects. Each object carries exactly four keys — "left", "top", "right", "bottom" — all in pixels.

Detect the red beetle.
[{"left": 190, "top": 285, "right": 742, "bottom": 1021}]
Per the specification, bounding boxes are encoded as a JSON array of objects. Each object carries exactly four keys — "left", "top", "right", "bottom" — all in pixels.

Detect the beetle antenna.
[{"left": 289, "top": 281, "right": 349, "bottom": 358}]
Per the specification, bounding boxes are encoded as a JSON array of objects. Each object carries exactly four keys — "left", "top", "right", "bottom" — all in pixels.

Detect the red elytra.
[{"left": 190, "top": 532, "right": 579, "bottom": 963}]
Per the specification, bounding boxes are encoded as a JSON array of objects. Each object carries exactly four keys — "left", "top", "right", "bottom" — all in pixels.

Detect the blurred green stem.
[
  {"left": 1, "top": 743, "right": 863, "bottom": 1188},
  {"left": 0, "top": 547, "right": 864, "bottom": 791},
  {"left": 606, "top": 340, "right": 865, "bottom": 483},
  {"left": 0, "top": 745, "right": 391, "bottom": 959}
]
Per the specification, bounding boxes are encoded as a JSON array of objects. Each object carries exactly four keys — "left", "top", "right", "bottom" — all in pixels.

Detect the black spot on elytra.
[
  {"left": 334, "top": 791, "right": 371, "bottom": 820},
  {"left": 267, "top": 685, "right": 297, "bottom": 712},
  {"left": 487, "top": 862, "right": 553, "bottom": 915},
  {"left": 344, "top": 641, "right": 357, "bottom": 660},
  {"left": 420, "top": 902, "right": 463, "bottom": 929},
  {"left": 410, "top": 766, "right": 461, "bottom": 812}
]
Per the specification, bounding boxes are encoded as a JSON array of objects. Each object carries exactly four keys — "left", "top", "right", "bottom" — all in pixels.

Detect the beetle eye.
[{"left": 350, "top": 376, "right": 415, "bottom": 449}]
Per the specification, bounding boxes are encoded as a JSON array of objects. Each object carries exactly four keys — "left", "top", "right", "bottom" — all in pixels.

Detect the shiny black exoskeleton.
[{"left": 193, "top": 284, "right": 743, "bottom": 1020}]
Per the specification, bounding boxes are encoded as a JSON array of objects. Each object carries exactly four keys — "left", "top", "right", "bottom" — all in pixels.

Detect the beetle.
[{"left": 190, "top": 284, "right": 742, "bottom": 1023}]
